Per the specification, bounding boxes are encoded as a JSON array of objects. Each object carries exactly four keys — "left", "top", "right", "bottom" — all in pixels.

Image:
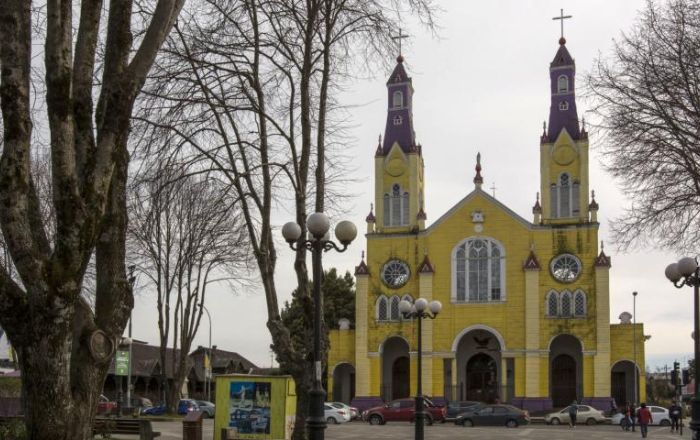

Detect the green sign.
[{"left": 115, "top": 350, "right": 130, "bottom": 376}]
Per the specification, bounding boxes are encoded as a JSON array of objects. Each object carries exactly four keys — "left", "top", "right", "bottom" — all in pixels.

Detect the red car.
[
  {"left": 363, "top": 398, "right": 446, "bottom": 425},
  {"left": 96, "top": 394, "right": 117, "bottom": 415}
]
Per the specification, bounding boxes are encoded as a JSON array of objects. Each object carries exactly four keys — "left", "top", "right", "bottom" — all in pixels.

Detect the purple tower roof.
[
  {"left": 380, "top": 56, "right": 417, "bottom": 155},
  {"left": 546, "top": 38, "right": 581, "bottom": 142}
]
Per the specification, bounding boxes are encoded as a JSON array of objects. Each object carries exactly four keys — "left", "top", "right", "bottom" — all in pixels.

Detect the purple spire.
[
  {"left": 546, "top": 38, "right": 581, "bottom": 142},
  {"left": 381, "top": 56, "right": 417, "bottom": 155}
]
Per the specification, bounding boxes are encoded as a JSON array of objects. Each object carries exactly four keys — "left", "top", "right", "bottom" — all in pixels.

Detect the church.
[{"left": 327, "top": 35, "right": 646, "bottom": 412}]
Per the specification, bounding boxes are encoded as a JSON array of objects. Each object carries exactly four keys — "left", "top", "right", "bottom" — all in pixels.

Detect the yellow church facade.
[{"left": 328, "top": 39, "right": 646, "bottom": 412}]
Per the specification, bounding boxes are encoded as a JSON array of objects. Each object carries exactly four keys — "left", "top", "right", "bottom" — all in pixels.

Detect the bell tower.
[
  {"left": 539, "top": 36, "right": 591, "bottom": 224},
  {"left": 372, "top": 56, "right": 426, "bottom": 233}
]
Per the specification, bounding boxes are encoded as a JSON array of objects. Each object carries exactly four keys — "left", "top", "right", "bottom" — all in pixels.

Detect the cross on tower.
[
  {"left": 391, "top": 28, "right": 410, "bottom": 56},
  {"left": 552, "top": 9, "right": 572, "bottom": 39},
  {"left": 490, "top": 182, "right": 497, "bottom": 198}
]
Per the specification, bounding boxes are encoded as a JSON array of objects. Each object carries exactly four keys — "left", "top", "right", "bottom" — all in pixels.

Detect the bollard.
[{"left": 183, "top": 410, "right": 204, "bottom": 440}]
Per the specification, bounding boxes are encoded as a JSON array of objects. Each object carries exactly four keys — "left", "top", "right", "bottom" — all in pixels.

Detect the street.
[{"left": 147, "top": 419, "right": 695, "bottom": 440}]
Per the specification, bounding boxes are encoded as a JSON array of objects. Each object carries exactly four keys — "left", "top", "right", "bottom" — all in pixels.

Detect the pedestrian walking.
[
  {"left": 637, "top": 403, "right": 653, "bottom": 438},
  {"left": 669, "top": 400, "right": 682, "bottom": 433},
  {"left": 630, "top": 402, "right": 637, "bottom": 432},
  {"left": 568, "top": 400, "right": 578, "bottom": 428}
]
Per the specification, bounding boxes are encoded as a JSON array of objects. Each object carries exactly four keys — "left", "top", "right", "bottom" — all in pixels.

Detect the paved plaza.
[
  {"left": 148, "top": 419, "right": 694, "bottom": 440},
  {"left": 325, "top": 423, "right": 694, "bottom": 440}
]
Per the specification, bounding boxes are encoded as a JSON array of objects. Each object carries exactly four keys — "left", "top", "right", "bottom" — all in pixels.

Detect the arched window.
[
  {"left": 390, "top": 296, "right": 400, "bottom": 320},
  {"left": 574, "top": 290, "right": 586, "bottom": 317},
  {"left": 546, "top": 291, "right": 559, "bottom": 317},
  {"left": 384, "top": 184, "right": 409, "bottom": 227},
  {"left": 558, "top": 75, "right": 569, "bottom": 93},
  {"left": 551, "top": 173, "right": 580, "bottom": 218},
  {"left": 452, "top": 237, "right": 505, "bottom": 302},
  {"left": 376, "top": 296, "right": 388, "bottom": 321},
  {"left": 561, "top": 291, "right": 572, "bottom": 317},
  {"left": 393, "top": 91, "right": 404, "bottom": 108},
  {"left": 559, "top": 101, "right": 569, "bottom": 111}
]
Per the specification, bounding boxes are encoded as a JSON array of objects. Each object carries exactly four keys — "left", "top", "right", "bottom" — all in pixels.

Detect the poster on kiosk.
[{"left": 215, "top": 374, "right": 296, "bottom": 440}]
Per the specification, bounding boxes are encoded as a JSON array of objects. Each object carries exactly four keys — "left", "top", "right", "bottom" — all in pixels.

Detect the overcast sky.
[{"left": 129, "top": 0, "right": 691, "bottom": 371}]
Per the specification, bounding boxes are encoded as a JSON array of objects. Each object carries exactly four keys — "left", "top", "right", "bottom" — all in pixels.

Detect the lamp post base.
[
  {"left": 414, "top": 395, "right": 425, "bottom": 440},
  {"left": 307, "top": 387, "right": 327, "bottom": 440},
  {"left": 689, "top": 397, "right": 700, "bottom": 440}
]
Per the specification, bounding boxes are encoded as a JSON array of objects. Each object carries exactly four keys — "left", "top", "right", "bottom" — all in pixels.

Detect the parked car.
[
  {"left": 329, "top": 402, "right": 359, "bottom": 420},
  {"left": 445, "top": 401, "right": 482, "bottom": 421},
  {"left": 142, "top": 405, "right": 167, "bottom": 416},
  {"left": 544, "top": 405, "right": 605, "bottom": 425},
  {"left": 362, "top": 398, "right": 447, "bottom": 425},
  {"left": 178, "top": 399, "right": 200, "bottom": 415},
  {"left": 195, "top": 400, "right": 216, "bottom": 418},
  {"left": 96, "top": 394, "right": 117, "bottom": 415},
  {"left": 324, "top": 403, "right": 351, "bottom": 424},
  {"left": 455, "top": 404, "right": 530, "bottom": 428},
  {"left": 610, "top": 406, "right": 671, "bottom": 426}
]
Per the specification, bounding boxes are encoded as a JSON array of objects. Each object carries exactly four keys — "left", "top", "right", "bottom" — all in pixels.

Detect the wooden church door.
[
  {"left": 392, "top": 356, "right": 410, "bottom": 399},
  {"left": 552, "top": 354, "right": 577, "bottom": 407},
  {"left": 465, "top": 353, "right": 498, "bottom": 403}
]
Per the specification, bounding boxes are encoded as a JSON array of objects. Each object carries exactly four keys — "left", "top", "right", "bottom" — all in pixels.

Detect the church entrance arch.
[
  {"left": 381, "top": 336, "right": 410, "bottom": 401},
  {"left": 454, "top": 327, "right": 503, "bottom": 403},
  {"left": 611, "top": 360, "right": 639, "bottom": 407},
  {"left": 332, "top": 363, "right": 355, "bottom": 404},
  {"left": 549, "top": 334, "right": 583, "bottom": 407},
  {"left": 466, "top": 353, "right": 498, "bottom": 402}
]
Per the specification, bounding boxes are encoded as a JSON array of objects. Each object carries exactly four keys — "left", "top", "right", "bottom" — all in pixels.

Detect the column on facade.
[
  {"left": 418, "top": 265, "right": 434, "bottom": 397},
  {"left": 523, "top": 252, "right": 542, "bottom": 397},
  {"left": 355, "top": 265, "right": 370, "bottom": 396},
  {"left": 593, "top": 251, "right": 612, "bottom": 399}
]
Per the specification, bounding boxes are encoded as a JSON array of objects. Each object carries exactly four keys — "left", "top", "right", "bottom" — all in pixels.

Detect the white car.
[
  {"left": 324, "top": 403, "right": 351, "bottom": 424},
  {"left": 329, "top": 402, "right": 359, "bottom": 419},
  {"left": 611, "top": 406, "right": 672, "bottom": 426},
  {"left": 544, "top": 405, "right": 605, "bottom": 425}
]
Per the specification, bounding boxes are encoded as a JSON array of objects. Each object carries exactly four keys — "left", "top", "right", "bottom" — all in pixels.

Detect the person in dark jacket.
[
  {"left": 669, "top": 400, "right": 682, "bottom": 433},
  {"left": 629, "top": 402, "right": 637, "bottom": 432},
  {"left": 568, "top": 400, "right": 578, "bottom": 428}
]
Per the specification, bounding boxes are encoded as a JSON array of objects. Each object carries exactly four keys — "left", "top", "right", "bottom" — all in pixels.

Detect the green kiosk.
[{"left": 215, "top": 374, "right": 296, "bottom": 440}]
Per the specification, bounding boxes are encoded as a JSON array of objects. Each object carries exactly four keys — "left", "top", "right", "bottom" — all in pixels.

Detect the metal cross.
[
  {"left": 391, "top": 28, "right": 410, "bottom": 56},
  {"left": 552, "top": 9, "right": 572, "bottom": 39},
  {"left": 490, "top": 182, "right": 497, "bottom": 198}
]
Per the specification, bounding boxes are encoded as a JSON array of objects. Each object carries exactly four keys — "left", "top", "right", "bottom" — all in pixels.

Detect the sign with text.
[{"left": 115, "top": 350, "right": 130, "bottom": 376}]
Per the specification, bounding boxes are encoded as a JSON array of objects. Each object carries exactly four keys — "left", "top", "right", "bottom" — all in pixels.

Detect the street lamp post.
[
  {"left": 201, "top": 304, "right": 213, "bottom": 402},
  {"left": 282, "top": 213, "right": 357, "bottom": 440},
  {"left": 126, "top": 265, "right": 136, "bottom": 411},
  {"left": 665, "top": 257, "right": 700, "bottom": 440},
  {"left": 398, "top": 297, "right": 442, "bottom": 440},
  {"left": 633, "top": 291, "right": 638, "bottom": 406}
]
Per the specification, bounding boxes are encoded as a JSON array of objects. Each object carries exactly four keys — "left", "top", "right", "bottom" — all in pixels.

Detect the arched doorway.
[
  {"left": 381, "top": 336, "right": 410, "bottom": 401},
  {"left": 611, "top": 360, "right": 639, "bottom": 406},
  {"left": 551, "top": 354, "right": 576, "bottom": 407},
  {"left": 332, "top": 363, "right": 356, "bottom": 404},
  {"left": 392, "top": 357, "right": 410, "bottom": 399},
  {"left": 549, "top": 334, "right": 583, "bottom": 407},
  {"left": 466, "top": 353, "right": 498, "bottom": 402},
  {"left": 453, "top": 327, "right": 504, "bottom": 402}
]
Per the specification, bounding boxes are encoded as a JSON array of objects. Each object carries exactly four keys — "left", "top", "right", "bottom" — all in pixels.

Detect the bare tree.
[
  {"left": 587, "top": 0, "right": 700, "bottom": 251},
  {"left": 129, "top": 162, "right": 250, "bottom": 412},
  {"left": 134, "top": 1, "right": 435, "bottom": 437},
  {"left": 0, "top": 1, "right": 184, "bottom": 438}
]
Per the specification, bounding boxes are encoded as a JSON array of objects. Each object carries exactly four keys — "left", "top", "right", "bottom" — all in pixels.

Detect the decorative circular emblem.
[
  {"left": 381, "top": 260, "right": 410, "bottom": 288},
  {"left": 550, "top": 254, "right": 582, "bottom": 283},
  {"left": 553, "top": 144, "right": 577, "bottom": 166},
  {"left": 385, "top": 158, "right": 406, "bottom": 177},
  {"left": 88, "top": 330, "right": 115, "bottom": 364}
]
